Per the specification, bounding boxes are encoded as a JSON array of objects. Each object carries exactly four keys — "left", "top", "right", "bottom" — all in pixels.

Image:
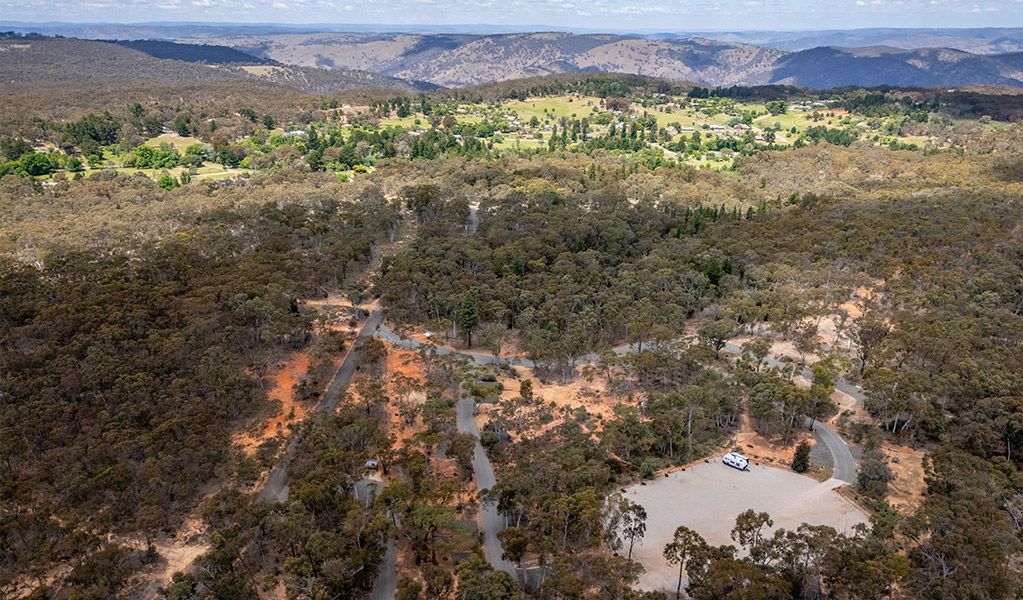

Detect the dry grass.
[
  {"left": 483, "top": 364, "right": 620, "bottom": 445},
  {"left": 882, "top": 444, "right": 927, "bottom": 511},
  {"left": 729, "top": 411, "right": 816, "bottom": 472}
]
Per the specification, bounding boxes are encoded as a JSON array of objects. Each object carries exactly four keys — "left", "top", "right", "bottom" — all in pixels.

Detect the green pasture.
[{"left": 145, "top": 134, "right": 202, "bottom": 151}]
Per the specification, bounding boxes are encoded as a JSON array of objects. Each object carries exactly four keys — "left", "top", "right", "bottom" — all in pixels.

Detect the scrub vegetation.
[{"left": 2, "top": 71, "right": 1022, "bottom": 599}]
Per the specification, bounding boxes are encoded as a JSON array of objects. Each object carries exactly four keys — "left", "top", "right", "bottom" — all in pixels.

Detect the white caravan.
[{"left": 723, "top": 452, "right": 749, "bottom": 471}]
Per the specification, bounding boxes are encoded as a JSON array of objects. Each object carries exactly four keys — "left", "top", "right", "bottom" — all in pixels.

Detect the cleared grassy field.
[
  {"left": 504, "top": 96, "right": 601, "bottom": 121},
  {"left": 145, "top": 134, "right": 202, "bottom": 151},
  {"left": 493, "top": 138, "right": 545, "bottom": 150},
  {"left": 649, "top": 109, "right": 733, "bottom": 129},
  {"left": 45, "top": 163, "right": 232, "bottom": 182},
  {"left": 377, "top": 117, "right": 425, "bottom": 129},
  {"left": 378, "top": 113, "right": 487, "bottom": 129},
  {"left": 893, "top": 135, "right": 932, "bottom": 147},
  {"left": 240, "top": 65, "right": 286, "bottom": 76},
  {"left": 753, "top": 111, "right": 810, "bottom": 131}
]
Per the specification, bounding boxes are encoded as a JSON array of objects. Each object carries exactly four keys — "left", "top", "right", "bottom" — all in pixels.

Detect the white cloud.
[{"left": 606, "top": 5, "right": 669, "bottom": 15}]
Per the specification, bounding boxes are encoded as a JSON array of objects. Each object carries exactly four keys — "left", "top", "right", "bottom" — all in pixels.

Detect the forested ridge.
[
  {"left": 0, "top": 170, "right": 400, "bottom": 597},
  {"left": 109, "top": 39, "right": 273, "bottom": 65}
]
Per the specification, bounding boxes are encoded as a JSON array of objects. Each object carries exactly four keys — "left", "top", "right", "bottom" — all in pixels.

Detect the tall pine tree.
[{"left": 457, "top": 292, "right": 479, "bottom": 347}]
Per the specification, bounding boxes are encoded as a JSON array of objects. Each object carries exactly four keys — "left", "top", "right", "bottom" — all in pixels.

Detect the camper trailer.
[{"left": 723, "top": 452, "right": 749, "bottom": 471}]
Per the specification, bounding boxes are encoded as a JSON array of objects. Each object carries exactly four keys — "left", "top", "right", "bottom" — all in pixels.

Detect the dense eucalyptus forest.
[
  {"left": 372, "top": 149, "right": 1023, "bottom": 599},
  {"left": 1, "top": 72, "right": 1022, "bottom": 600}
]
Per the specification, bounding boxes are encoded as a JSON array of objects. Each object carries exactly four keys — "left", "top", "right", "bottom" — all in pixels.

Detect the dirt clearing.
[
  {"left": 496, "top": 366, "right": 616, "bottom": 419},
  {"left": 234, "top": 352, "right": 313, "bottom": 454},
  {"left": 625, "top": 461, "right": 867, "bottom": 593},
  {"left": 729, "top": 411, "right": 814, "bottom": 469},
  {"left": 882, "top": 444, "right": 927, "bottom": 511}
]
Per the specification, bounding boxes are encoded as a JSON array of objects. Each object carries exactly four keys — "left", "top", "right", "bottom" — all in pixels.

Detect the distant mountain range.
[
  {"left": 182, "top": 31, "right": 1023, "bottom": 89},
  {"left": 770, "top": 45, "right": 1023, "bottom": 89},
  {"left": 652, "top": 28, "right": 1023, "bottom": 55},
  {"left": 3, "top": 29, "right": 1023, "bottom": 91},
  {"left": 6, "top": 22, "right": 1023, "bottom": 54}
]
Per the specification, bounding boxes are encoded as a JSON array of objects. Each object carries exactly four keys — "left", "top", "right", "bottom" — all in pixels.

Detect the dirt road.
[
  {"left": 259, "top": 305, "right": 383, "bottom": 503},
  {"left": 457, "top": 394, "right": 517, "bottom": 577},
  {"left": 375, "top": 330, "right": 859, "bottom": 486}
]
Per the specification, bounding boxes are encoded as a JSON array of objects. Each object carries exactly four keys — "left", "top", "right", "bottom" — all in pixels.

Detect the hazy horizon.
[
  {"left": 2, "top": 0, "right": 1022, "bottom": 32},
  {"left": 6, "top": 20, "right": 1023, "bottom": 35}
]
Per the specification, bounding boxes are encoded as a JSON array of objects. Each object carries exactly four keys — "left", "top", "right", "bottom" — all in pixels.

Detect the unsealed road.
[
  {"left": 259, "top": 305, "right": 383, "bottom": 503},
  {"left": 376, "top": 329, "right": 859, "bottom": 486},
  {"left": 371, "top": 540, "right": 396, "bottom": 600},
  {"left": 457, "top": 394, "right": 517, "bottom": 577},
  {"left": 366, "top": 319, "right": 862, "bottom": 592}
]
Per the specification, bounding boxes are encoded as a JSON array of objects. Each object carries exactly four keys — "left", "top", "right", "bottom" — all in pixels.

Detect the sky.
[{"left": 2, "top": 0, "right": 1022, "bottom": 31}]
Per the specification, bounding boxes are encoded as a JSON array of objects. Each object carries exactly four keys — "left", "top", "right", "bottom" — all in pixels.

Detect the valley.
[{"left": 166, "top": 31, "right": 1023, "bottom": 88}]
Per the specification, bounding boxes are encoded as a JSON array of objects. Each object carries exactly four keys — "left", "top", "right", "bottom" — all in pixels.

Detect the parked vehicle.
[{"left": 723, "top": 452, "right": 749, "bottom": 471}]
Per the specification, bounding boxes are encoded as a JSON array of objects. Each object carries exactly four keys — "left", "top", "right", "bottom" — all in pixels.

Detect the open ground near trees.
[{"left": 623, "top": 462, "right": 868, "bottom": 592}]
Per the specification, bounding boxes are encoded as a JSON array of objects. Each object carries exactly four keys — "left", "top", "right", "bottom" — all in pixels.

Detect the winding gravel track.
[
  {"left": 376, "top": 327, "right": 859, "bottom": 486},
  {"left": 367, "top": 319, "right": 861, "bottom": 596}
]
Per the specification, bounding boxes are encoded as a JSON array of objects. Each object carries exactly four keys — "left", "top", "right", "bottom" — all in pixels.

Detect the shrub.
[{"left": 791, "top": 440, "right": 811, "bottom": 473}]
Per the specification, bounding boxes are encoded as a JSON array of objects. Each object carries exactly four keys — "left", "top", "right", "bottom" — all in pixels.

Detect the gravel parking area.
[{"left": 623, "top": 460, "right": 867, "bottom": 592}]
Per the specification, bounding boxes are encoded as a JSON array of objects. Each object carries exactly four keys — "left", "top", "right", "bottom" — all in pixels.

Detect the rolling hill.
[
  {"left": 769, "top": 46, "right": 1023, "bottom": 89},
  {"left": 0, "top": 35, "right": 436, "bottom": 93},
  {"left": 0, "top": 35, "right": 252, "bottom": 88},
  {"left": 110, "top": 38, "right": 275, "bottom": 64}
]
